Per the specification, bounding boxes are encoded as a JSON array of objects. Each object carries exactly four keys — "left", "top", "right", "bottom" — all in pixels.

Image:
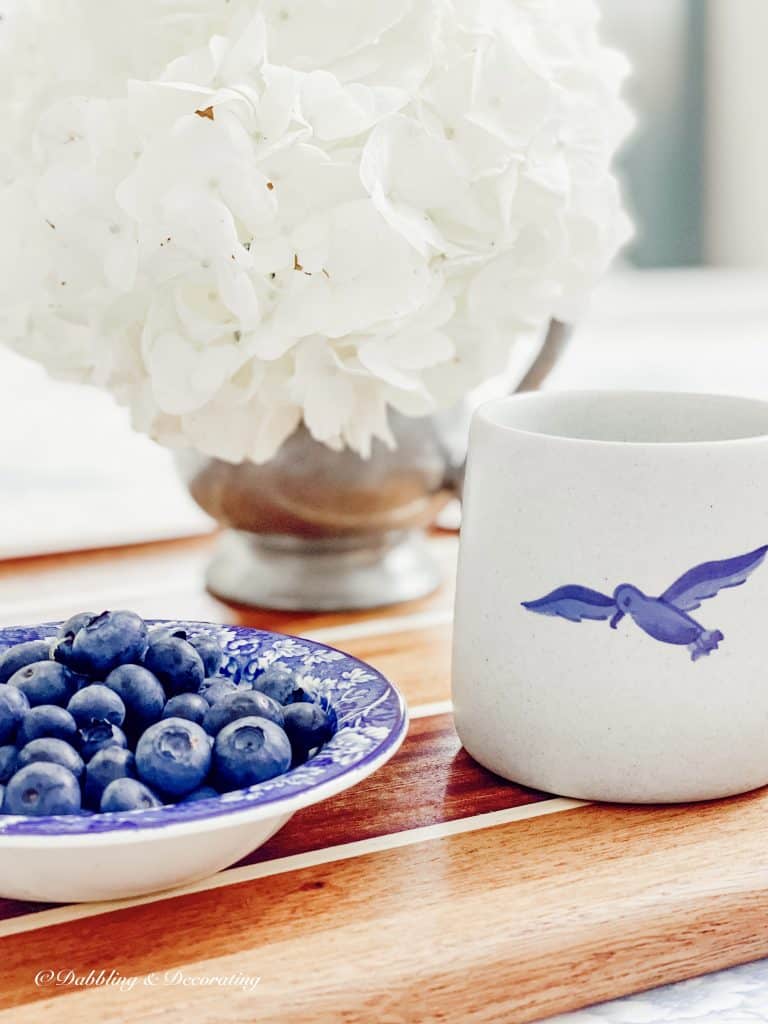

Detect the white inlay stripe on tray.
[
  {"left": 0, "top": 797, "right": 587, "bottom": 939},
  {"left": 302, "top": 607, "right": 452, "bottom": 644},
  {"left": 0, "top": 603, "right": 453, "bottom": 644},
  {"left": 408, "top": 700, "right": 454, "bottom": 719}
]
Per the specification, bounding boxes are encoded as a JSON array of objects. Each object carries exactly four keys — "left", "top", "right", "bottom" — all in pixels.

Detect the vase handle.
[
  {"left": 514, "top": 318, "right": 571, "bottom": 393},
  {"left": 438, "top": 318, "right": 571, "bottom": 505}
]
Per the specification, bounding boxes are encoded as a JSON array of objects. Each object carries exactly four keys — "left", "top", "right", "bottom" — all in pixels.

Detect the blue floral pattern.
[{"left": 0, "top": 622, "right": 407, "bottom": 836}]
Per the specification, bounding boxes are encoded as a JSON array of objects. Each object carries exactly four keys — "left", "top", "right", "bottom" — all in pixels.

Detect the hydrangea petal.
[{"left": 0, "top": 0, "right": 632, "bottom": 463}]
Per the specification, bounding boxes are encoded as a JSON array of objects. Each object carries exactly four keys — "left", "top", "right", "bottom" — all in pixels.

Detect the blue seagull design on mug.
[{"left": 522, "top": 544, "right": 768, "bottom": 661}]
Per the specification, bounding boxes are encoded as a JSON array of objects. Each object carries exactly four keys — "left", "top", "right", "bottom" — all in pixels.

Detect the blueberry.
[
  {"left": 148, "top": 624, "right": 187, "bottom": 642},
  {"left": 149, "top": 627, "right": 224, "bottom": 677},
  {"left": 135, "top": 718, "right": 212, "bottom": 797},
  {"left": 104, "top": 664, "right": 165, "bottom": 735},
  {"left": 78, "top": 722, "right": 128, "bottom": 762},
  {"left": 202, "top": 691, "right": 284, "bottom": 736},
  {"left": 100, "top": 778, "right": 161, "bottom": 813},
  {"left": 143, "top": 637, "right": 204, "bottom": 696},
  {"left": 71, "top": 610, "right": 148, "bottom": 676},
  {"left": 0, "top": 784, "right": 4, "bottom": 810},
  {"left": 198, "top": 677, "right": 239, "bottom": 705},
  {"left": 4, "top": 762, "right": 81, "bottom": 816},
  {"left": 0, "top": 640, "right": 52, "bottom": 685},
  {"left": 0, "top": 745, "right": 18, "bottom": 784},
  {"left": 186, "top": 633, "right": 223, "bottom": 677},
  {"left": 84, "top": 747, "right": 137, "bottom": 809},
  {"left": 58, "top": 612, "right": 97, "bottom": 637},
  {"left": 213, "top": 716, "right": 291, "bottom": 791},
  {"left": 7, "top": 661, "right": 76, "bottom": 707},
  {"left": 17, "top": 705, "right": 78, "bottom": 747},
  {"left": 67, "top": 684, "right": 125, "bottom": 728},
  {"left": 282, "top": 703, "right": 334, "bottom": 765},
  {"left": 162, "top": 693, "right": 208, "bottom": 725},
  {"left": 290, "top": 685, "right": 316, "bottom": 704},
  {"left": 252, "top": 662, "right": 295, "bottom": 705},
  {"left": 17, "top": 737, "right": 84, "bottom": 779},
  {"left": 0, "top": 684, "right": 30, "bottom": 743},
  {"left": 51, "top": 612, "right": 97, "bottom": 671},
  {"left": 51, "top": 635, "right": 81, "bottom": 671},
  {"left": 181, "top": 785, "right": 219, "bottom": 803}
]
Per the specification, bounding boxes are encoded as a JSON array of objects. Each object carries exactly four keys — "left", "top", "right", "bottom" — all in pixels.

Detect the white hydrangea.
[{"left": 0, "top": 0, "right": 632, "bottom": 461}]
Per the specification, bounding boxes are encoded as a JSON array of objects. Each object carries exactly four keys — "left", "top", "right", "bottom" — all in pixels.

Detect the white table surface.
[
  {"left": 0, "top": 354, "right": 213, "bottom": 559},
  {"left": 549, "top": 960, "right": 768, "bottom": 1024}
]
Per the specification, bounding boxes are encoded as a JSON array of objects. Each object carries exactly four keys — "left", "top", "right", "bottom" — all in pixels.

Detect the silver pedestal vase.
[{"left": 177, "top": 321, "right": 569, "bottom": 611}]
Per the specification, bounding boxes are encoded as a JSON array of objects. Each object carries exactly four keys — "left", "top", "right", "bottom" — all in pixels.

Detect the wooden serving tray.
[{"left": 1, "top": 534, "right": 767, "bottom": 1023}]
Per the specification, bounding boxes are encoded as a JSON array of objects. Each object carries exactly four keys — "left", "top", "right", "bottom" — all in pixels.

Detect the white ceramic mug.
[{"left": 452, "top": 390, "right": 768, "bottom": 803}]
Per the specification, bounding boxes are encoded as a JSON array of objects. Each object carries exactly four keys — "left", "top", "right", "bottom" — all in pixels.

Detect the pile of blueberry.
[{"left": 0, "top": 612, "right": 334, "bottom": 817}]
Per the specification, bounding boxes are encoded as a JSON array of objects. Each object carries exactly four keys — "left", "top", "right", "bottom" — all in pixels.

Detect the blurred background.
[
  {"left": 3, "top": 0, "right": 768, "bottom": 559},
  {"left": 603, "top": 0, "right": 767, "bottom": 269}
]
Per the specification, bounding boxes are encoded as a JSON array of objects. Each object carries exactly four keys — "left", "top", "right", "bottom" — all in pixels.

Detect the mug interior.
[{"left": 480, "top": 391, "right": 768, "bottom": 445}]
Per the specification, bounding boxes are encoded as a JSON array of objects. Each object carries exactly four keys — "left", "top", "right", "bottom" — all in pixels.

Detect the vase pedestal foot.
[{"left": 205, "top": 529, "right": 442, "bottom": 611}]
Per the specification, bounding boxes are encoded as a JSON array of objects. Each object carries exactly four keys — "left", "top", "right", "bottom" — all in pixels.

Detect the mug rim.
[{"left": 475, "top": 389, "right": 768, "bottom": 448}]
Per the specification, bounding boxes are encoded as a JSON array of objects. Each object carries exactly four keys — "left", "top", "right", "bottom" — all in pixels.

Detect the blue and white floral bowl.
[{"left": 0, "top": 622, "right": 408, "bottom": 903}]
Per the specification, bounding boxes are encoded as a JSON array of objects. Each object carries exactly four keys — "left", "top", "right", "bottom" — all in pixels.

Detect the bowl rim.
[{"left": 0, "top": 620, "right": 409, "bottom": 845}]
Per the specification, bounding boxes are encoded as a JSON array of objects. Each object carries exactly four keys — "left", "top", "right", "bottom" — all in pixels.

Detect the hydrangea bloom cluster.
[{"left": 0, "top": 0, "right": 632, "bottom": 461}]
